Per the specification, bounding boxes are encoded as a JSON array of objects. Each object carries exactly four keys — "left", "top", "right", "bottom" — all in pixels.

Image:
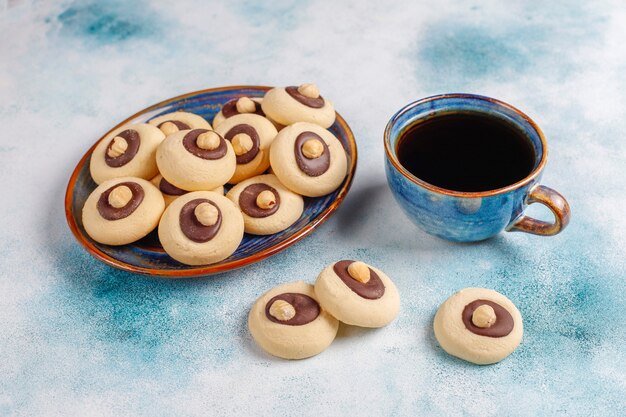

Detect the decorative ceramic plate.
[{"left": 65, "top": 86, "right": 357, "bottom": 277}]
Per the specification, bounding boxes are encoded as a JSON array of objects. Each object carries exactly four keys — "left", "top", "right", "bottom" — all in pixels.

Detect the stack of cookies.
[{"left": 82, "top": 84, "right": 349, "bottom": 266}]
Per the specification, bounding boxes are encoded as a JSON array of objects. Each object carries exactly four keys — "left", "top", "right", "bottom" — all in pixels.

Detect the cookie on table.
[
  {"left": 158, "top": 191, "right": 244, "bottom": 265},
  {"left": 148, "top": 111, "right": 212, "bottom": 136},
  {"left": 261, "top": 83, "right": 335, "bottom": 128},
  {"left": 212, "top": 97, "right": 265, "bottom": 128},
  {"left": 315, "top": 260, "right": 400, "bottom": 328},
  {"left": 82, "top": 177, "right": 165, "bottom": 245},
  {"left": 156, "top": 129, "right": 236, "bottom": 191},
  {"left": 213, "top": 113, "right": 278, "bottom": 184},
  {"left": 248, "top": 281, "right": 339, "bottom": 360},
  {"left": 433, "top": 288, "right": 523, "bottom": 365},
  {"left": 90, "top": 123, "right": 165, "bottom": 184},
  {"left": 150, "top": 174, "right": 223, "bottom": 208},
  {"left": 269, "top": 122, "right": 347, "bottom": 197},
  {"left": 226, "top": 174, "right": 303, "bottom": 235}
]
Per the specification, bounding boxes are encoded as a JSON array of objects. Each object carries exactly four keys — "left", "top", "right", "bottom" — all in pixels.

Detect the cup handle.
[{"left": 509, "top": 185, "right": 571, "bottom": 236}]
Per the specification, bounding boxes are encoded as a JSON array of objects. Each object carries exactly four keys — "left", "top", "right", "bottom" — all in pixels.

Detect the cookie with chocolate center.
[
  {"left": 158, "top": 191, "right": 244, "bottom": 265},
  {"left": 248, "top": 281, "right": 339, "bottom": 360},
  {"left": 82, "top": 177, "right": 165, "bottom": 245},
  {"left": 270, "top": 122, "right": 348, "bottom": 197},
  {"left": 433, "top": 288, "right": 523, "bottom": 365},
  {"left": 156, "top": 129, "right": 236, "bottom": 191},
  {"left": 226, "top": 174, "right": 303, "bottom": 235},
  {"left": 315, "top": 260, "right": 400, "bottom": 328},
  {"left": 261, "top": 84, "right": 336, "bottom": 128},
  {"left": 90, "top": 123, "right": 165, "bottom": 185},
  {"left": 213, "top": 113, "right": 278, "bottom": 184}
]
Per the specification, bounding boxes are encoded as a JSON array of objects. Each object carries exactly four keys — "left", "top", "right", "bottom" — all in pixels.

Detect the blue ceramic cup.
[{"left": 384, "top": 94, "right": 570, "bottom": 242}]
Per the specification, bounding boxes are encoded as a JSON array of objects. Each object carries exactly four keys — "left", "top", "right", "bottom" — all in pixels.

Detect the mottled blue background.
[{"left": 1, "top": 1, "right": 625, "bottom": 416}]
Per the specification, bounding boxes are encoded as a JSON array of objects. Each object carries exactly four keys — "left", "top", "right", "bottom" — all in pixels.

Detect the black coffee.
[{"left": 396, "top": 113, "right": 536, "bottom": 192}]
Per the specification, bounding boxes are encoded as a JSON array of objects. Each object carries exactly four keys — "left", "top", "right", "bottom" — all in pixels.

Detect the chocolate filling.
[
  {"left": 223, "top": 124, "right": 260, "bottom": 164},
  {"left": 265, "top": 293, "right": 320, "bottom": 326},
  {"left": 285, "top": 86, "right": 325, "bottom": 108},
  {"left": 179, "top": 198, "right": 222, "bottom": 243},
  {"left": 238, "top": 183, "right": 280, "bottom": 218},
  {"left": 96, "top": 181, "right": 145, "bottom": 221},
  {"left": 294, "top": 132, "right": 330, "bottom": 177},
  {"left": 182, "top": 129, "right": 228, "bottom": 160},
  {"left": 104, "top": 129, "right": 140, "bottom": 167},
  {"left": 221, "top": 97, "right": 265, "bottom": 118},
  {"left": 157, "top": 120, "right": 191, "bottom": 131},
  {"left": 159, "top": 177, "right": 187, "bottom": 196},
  {"left": 333, "top": 260, "right": 385, "bottom": 300},
  {"left": 462, "top": 299, "right": 514, "bottom": 338}
]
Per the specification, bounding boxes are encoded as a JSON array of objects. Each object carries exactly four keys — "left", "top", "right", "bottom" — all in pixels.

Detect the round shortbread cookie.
[
  {"left": 150, "top": 174, "right": 224, "bottom": 208},
  {"left": 158, "top": 191, "right": 244, "bottom": 265},
  {"left": 82, "top": 177, "right": 165, "bottom": 245},
  {"left": 90, "top": 123, "right": 165, "bottom": 185},
  {"left": 148, "top": 111, "right": 212, "bottom": 136},
  {"left": 156, "top": 129, "right": 236, "bottom": 191},
  {"left": 248, "top": 281, "right": 339, "bottom": 360},
  {"left": 315, "top": 260, "right": 400, "bottom": 328},
  {"left": 213, "top": 113, "right": 278, "bottom": 184},
  {"left": 261, "top": 84, "right": 335, "bottom": 128},
  {"left": 226, "top": 174, "right": 303, "bottom": 235},
  {"left": 433, "top": 288, "right": 523, "bottom": 365},
  {"left": 269, "top": 122, "right": 347, "bottom": 197}
]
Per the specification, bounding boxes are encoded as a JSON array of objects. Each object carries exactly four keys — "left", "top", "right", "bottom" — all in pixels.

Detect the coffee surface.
[{"left": 397, "top": 113, "right": 536, "bottom": 192}]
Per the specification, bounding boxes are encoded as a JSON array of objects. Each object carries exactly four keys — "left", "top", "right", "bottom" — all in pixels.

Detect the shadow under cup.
[{"left": 384, "top": 94, "right": 570, "bottom": 242}]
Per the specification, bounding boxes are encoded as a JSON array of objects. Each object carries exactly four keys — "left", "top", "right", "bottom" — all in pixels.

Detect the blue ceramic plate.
[{"left": 65, "top": 86, "right": 357, "bottom": 277}]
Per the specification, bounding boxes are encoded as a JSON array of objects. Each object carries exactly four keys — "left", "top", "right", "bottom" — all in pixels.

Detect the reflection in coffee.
[{"left": 396, "top": 113, "right": 536, "bottom": 192}]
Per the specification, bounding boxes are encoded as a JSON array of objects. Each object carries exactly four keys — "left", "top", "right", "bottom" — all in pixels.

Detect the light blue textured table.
[{"left": 1, "top": 1, "right": 625, "bottom": 416}]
